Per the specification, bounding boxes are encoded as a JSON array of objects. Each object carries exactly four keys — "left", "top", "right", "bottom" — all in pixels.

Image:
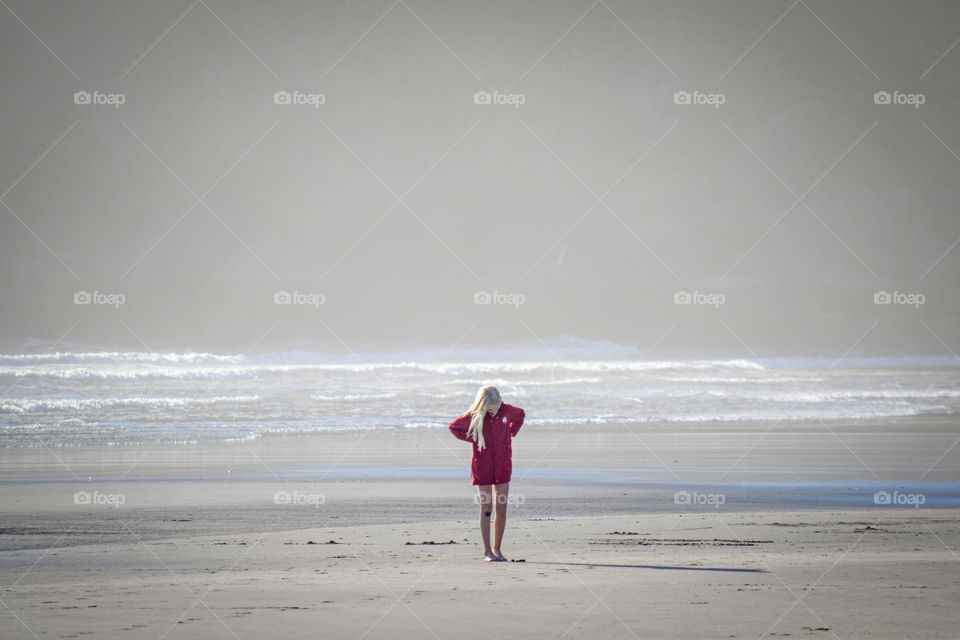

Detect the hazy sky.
[{"left": 1, "top": 0, "right": 958, "bottom": 356}]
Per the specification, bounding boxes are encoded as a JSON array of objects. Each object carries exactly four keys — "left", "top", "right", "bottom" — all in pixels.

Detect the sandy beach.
[
  {"left": 2, "top": 0, "right": 959, "bottom": 636},
  {"left": 4, "top": 507, "right": 959, "bottom": 639},
  {"left": 2, "top": 420, "right": 958, "bottom": 639}
]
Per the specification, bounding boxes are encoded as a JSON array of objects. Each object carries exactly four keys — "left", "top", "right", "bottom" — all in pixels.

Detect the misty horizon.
[{"left": 2, "top": 0, "right": 958, "bottom": 358}]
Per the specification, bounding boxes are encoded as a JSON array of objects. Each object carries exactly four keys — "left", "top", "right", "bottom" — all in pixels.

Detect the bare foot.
[
  {"left": 492, "top": 549, "right": 508, "bottom": 562},
  {"left": 484, "top": 551, "right": 505, "bottom": 562}
]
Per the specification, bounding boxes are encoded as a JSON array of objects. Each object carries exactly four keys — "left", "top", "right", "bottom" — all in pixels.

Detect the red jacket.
[{"left": 449, "top": 403, "right": 525, "bottom": 485}]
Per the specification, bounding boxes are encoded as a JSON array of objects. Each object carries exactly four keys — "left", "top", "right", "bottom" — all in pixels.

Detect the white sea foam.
[
  {"left": 1, "top": 347, "right": 957, "bottom": 446},
  {"left": 0, "top": 351, "right": 243, "bottom": 364},
  {"left": 311, "top": 393, "right": 399, "bottom": 401},
  {"left": 0, "top": 356, "right": 773, "bottom": 381},
  {"left": 1, "top": 395, "right": 260, "bottom": 413}
]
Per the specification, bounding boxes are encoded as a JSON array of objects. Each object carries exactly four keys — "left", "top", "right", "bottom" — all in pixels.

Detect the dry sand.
[{"left": 2, "top": 508, "right": 958, "bottom": 639}]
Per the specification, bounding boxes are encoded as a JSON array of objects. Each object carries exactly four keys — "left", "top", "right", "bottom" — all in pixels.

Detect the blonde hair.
[{"left": 467, "top": 385, "right": 501, "bottom": 451}]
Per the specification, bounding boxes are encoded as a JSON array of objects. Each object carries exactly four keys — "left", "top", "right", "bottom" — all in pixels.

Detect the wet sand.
[{"left": 1, "top": 419, "right": 958, "bottom": 638}]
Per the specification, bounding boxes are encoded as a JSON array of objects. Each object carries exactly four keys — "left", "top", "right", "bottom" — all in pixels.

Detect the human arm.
[
  {"left": 449, "top": 413, "right": 474, "bottom": 442},
  {"left": 507, "top": 405, "right": 525, "bottom": 437}
]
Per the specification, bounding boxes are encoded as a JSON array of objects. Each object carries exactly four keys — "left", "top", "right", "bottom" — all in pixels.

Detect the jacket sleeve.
[
  {"left": 508, "top": 406, "right": 525, "bottom": 437},
  {"left": 449, "top": 413, "right": 473, "bottom": 442}
]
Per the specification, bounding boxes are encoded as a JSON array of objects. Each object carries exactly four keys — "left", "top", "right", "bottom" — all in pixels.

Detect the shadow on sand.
[{"left": 521, "top": 561, "right": 768, "bottom": 573}]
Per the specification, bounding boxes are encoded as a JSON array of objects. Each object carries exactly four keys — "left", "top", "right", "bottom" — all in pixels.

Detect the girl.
[{"left": 448, "top": 385, "right": 525, "bottom": 562}]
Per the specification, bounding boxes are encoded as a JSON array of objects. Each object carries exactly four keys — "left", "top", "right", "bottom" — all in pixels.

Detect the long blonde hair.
[{"left": 467, "top": 385, "right": 501, "bottom": 451}]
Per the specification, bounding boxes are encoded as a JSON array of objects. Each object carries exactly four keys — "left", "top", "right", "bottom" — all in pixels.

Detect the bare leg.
[
  {"left": 492, "top": 482, "right": 509, "bottom": 560},
  {"left": 476, "top": 485, "right": 497, "bottom": 561}
]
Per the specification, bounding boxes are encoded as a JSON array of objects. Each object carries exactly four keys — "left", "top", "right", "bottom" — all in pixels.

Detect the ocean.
[{"left": 1, "top": 343, "right": 958, "bottom": 447}]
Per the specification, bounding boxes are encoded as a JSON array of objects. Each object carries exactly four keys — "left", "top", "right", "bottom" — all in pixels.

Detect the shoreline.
[
  {"left": 3, "top": 415, "right": 958, "bottom": 477},
  {"left": 2, "top": 418, "right": 958, "bottom": 638},
  {"left": 2, "top": 417, "right": 958, "bottom": 553}
]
